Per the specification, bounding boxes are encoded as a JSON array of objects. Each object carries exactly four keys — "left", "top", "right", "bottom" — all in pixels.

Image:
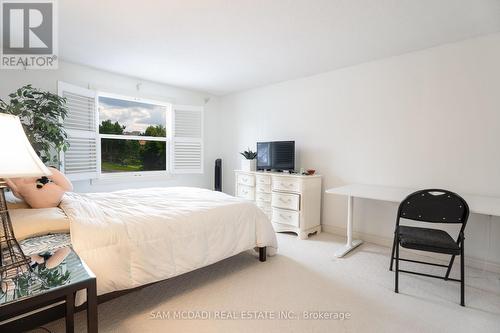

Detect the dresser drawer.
[
  {"left": 256, "top": 192, "right": 271, "bottom": 203},
  {"left": 272, "top": 192, "right": 300, "bottom": 211},
  {"left": 256, "top": 201, "right": 271, "bottom": 211},
  {"left": 272, "top": 207, "right": 299, "bottom": 227},
  {"left": 237, "top": 185, "right": 255, "bottom": 200},
  {"left": 237, "top": 173, "right": 255, "bottom": 186},
  {"left": 256, "top": 174, "right": 271, "bottom": 185},
  {"left": 272, "top": 177, "right": 301, "bottom": 192},
  {"left": 256, "top": 183, "right": 271, "bottom": 193}
]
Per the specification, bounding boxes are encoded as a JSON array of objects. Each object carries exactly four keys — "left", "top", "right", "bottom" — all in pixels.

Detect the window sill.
[{"left": 90, "top": 171, "right": 172, "bottom": 185}]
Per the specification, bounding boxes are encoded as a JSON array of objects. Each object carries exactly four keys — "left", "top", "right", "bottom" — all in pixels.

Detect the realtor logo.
[{"left": 1, "top": 0, "right": 58, "bottom": 69}]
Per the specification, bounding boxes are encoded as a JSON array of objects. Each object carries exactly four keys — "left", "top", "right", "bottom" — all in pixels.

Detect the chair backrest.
[{"left": 398, "top": 189, "right": 469, "bottom": 226}]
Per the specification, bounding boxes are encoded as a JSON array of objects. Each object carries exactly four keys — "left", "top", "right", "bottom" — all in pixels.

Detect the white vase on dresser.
[
  {"left": 240, "top": 159, "right": 257, "bottom": 172},
  {"left": 234, "top": 170, "right": 322, "bottom": 239}
]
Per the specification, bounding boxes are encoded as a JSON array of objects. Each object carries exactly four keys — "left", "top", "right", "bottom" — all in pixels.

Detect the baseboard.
[{"left": 322, "top": 224, "right": 500, "bottom": 274}]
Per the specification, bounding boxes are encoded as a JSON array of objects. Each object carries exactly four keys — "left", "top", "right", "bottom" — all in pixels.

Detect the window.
[
  {"left": 98, "top": 95, "right": 170, "bottom": 174},
  {"left": 58, "top": 81, "right": 204, "bottom": 181}
]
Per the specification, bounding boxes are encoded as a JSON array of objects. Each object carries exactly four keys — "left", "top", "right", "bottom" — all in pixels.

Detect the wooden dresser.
[{"left": 234, "top": 170, "right": 322, "bottom": 239}]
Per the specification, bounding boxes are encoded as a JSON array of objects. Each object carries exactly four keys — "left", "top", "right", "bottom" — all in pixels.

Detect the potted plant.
[
  {"left": 240, "top": 148, "right": 257, "bottom": 171},
  {"left": 0, "top": 85, "right": 69, "bottom": 167}
]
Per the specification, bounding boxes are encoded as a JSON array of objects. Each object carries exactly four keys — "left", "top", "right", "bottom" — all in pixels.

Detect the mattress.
[{"left": 60, "top": 186, "right": 278, "bottom": 304}]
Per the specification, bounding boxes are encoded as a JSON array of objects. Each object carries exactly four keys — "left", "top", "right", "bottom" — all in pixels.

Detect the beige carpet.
[{"left": 33, "top": 232, "right": 500, "bottom": 333}]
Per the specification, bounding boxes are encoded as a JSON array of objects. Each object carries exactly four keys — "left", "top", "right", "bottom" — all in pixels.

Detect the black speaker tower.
[{"left": 214, "top": 159, "right": 222, "bottom": 192}]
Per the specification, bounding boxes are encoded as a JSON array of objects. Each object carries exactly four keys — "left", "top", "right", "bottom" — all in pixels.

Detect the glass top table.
[
  {"left": 0, "top": 233, "right": 93, "bottom": 305},
  {"left": 0, "top": 234, "right": 97, "bottom": 333}
]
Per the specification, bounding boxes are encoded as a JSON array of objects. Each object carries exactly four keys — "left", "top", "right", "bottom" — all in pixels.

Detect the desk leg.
[
  {"left": 334, "top": 195, "right": 363, "bottom": 258},
  {"left": 87, "top": 279, "right": 98, "bottom": 333}
]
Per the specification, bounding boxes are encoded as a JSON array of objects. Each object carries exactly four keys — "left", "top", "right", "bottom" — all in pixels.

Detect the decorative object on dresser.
[
  {"left": 0, "top": 114, "right": 53, "bottom": 282},
  {"left": 235, "top": 170, "right": 322, "bottom": 239},
  {"left": 240, "top": 148, "right": 257, "bottom": 172}
]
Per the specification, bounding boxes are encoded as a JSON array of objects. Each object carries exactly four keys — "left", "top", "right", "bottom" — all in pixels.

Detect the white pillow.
[{"left": 9, "top": 208, "right": 70, "bottom": 241}]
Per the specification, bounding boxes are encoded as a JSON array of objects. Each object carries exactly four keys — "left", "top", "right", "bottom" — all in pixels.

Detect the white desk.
[{"left": 326, "top": 184, "right": 500, "bottom": 257}]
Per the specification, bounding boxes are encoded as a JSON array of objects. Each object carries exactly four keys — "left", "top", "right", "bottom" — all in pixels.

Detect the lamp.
[{"left": 0, "top": 113, "right": 52, "bottom": 281}]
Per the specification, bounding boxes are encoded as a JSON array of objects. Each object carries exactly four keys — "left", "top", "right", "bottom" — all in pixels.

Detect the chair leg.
[
  {"left": 460, "top": 243, "right": 465, "bottom": 306},
  {"left": 389, "top": 233, "right": 397, "bottom": 271},
  {"left": 444, "top": 255, "right": 455, "bottom": 280},
  {"left": 395, "top": 240, "right": 399, "bottom": 293}
]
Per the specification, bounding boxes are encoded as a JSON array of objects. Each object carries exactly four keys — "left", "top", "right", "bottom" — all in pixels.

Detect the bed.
[
  {"left": 6, "top": 186, "right": 276, "bottom": 305},
  {"left": 58, "top": 186, "right": 277, "bottom": 304}
]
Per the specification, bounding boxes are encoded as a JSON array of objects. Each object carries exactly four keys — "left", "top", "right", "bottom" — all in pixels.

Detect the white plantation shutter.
[
  {"left": 58, "top": 82, "right": 99, "bottom": 181},
  {"left": 171, "top": 105, "right": 204, "bottom": 174}
]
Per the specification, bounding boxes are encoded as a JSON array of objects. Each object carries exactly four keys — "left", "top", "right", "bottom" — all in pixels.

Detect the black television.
[{"left": 257, "top": 141, "right": 295, "bottom": 171}]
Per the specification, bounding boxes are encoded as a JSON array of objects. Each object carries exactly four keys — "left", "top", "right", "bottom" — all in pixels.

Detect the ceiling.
[{"left": 59, "top": 0, "right": 500, "bottom": 95}]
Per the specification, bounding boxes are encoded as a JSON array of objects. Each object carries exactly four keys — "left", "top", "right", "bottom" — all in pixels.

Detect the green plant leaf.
[{"left": 0, "top": 85, "right": 69, "bottom": 166}]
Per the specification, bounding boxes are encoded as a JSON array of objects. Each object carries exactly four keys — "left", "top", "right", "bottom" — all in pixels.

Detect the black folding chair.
[{"left": 389, "top": 189, "right": 469, "bottom": 306}]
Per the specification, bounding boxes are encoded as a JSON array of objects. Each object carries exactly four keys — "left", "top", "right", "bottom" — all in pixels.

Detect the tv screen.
[
  {"left": 257, "top": 141, "right": 295, "bottom": 171},
  {"left": 257, "top": 142, "right": 272, "bottom": 170}
]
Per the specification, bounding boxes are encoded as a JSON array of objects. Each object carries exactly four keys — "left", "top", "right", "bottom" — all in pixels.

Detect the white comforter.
[{"left": 60, "top": 187, "right": 277, "bottom": 301}]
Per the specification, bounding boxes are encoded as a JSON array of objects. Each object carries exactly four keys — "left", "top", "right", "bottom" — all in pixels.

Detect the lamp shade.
[{"left": 0, "top": 113, "right": 52, "bottom": 178}]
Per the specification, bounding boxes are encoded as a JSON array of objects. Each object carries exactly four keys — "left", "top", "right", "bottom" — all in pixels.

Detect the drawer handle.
[
  {"left": 242, "top": 177, "right": 248, "bottom": 182},
  {"left": 242, "top": 189, "right": 248, "bottom": 194},
  {"left": 279, "top": 214, "right": 291, "bottom": 220},
  {"left": 279, "top": 197, "right": 292, "bottom": 203}
]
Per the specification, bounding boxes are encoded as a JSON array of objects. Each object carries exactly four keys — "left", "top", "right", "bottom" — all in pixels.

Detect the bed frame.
[{"left": 1, "top": 246, "right": 267, "bottom": 332}]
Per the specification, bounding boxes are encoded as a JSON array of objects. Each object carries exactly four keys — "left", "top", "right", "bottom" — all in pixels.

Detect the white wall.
[
  {"left": 217, "top": 33, "right": 500, "bottom": 270},
  {"left": 0, "top": 61, "right": 220, "bottom": 192}
]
